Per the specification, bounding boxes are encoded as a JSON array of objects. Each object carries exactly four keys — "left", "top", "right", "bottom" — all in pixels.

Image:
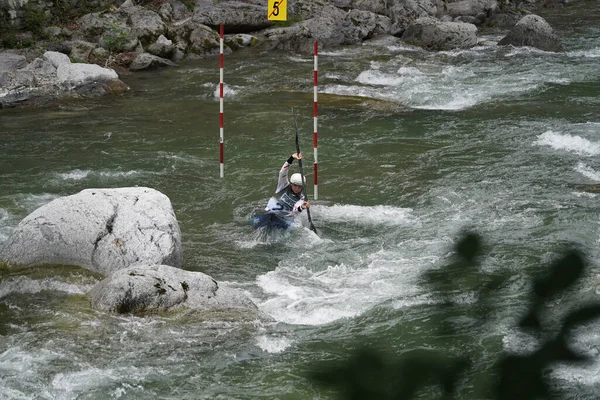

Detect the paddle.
[{"left": 292, "top": 107, "right": 318, "bottom": 235}]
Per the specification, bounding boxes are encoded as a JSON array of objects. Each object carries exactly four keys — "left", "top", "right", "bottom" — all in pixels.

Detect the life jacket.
[{"left": 277, "top": 186, "right": 302, "bottom": 211}]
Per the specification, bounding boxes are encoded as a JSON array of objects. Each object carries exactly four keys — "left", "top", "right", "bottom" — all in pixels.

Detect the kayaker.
[{"left": 265, "top": 152, "right": 310, "bottom": 216}]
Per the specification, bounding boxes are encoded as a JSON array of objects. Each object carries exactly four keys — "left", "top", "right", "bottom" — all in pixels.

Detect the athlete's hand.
[
  {"left": 292, "top": 153, "right": 303, "bottom": 160},
  {"left": 303, "top": 201, "right": 310, "bottom": 208}
]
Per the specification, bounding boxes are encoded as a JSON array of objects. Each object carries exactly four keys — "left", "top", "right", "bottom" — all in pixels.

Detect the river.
[{"left": 1, "top": 3, "right": 600, "bottom": 399}]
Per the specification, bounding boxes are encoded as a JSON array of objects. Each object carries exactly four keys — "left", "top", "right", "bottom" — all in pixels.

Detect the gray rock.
[
  {"left": 224, "top": 33, "right": 258, "bottom": 49},
  {"left": 166, "top": 17, "right": 194, "bottom": 52},
  {"left": 43, "top": 51, "right": 70, "bottom": 68},
  {"left": 350, "top": 0, "right": 388, "bottom": 15},
  {"left": 90, "top": 264, "right": 259, "bottom": 314},
  {"left": 22, "top": 57, "right": 57, "bottom": 85},
  {"left": 160, "top": 0, "right": 192, "bottom": 21},
  {"left": 387, "top": 0, "right": 437, "bottom": 35},
  {"left": 0, "top": 187, "right": 182, "bottom": 275},
  {"left": 445, "top": 0, "right": 497, "bottom": 19},
  {"left": 193, "top": 1, "right": 272, "bottom": 33},
  {"left": 342, "top": 9, "right": 392, "bottom": 43},
  {"left": 69, "top": 40, "right": 97, "bottom": 62},
  {"left": 188, "top": 24, "right": 221, "bottom": 55},
  {"left": 76, "top": 12, "right": 123, "bottom": 42},
  {"left": 57, "top": 62, "right": 119, "bottom": 86},
  {"left": 147, "top": 34, "right": 175, "bottom": 58},
  {"left": 129, "top": 53, "right": 178, "bottom": 71},
  {"left": 498, "top": 14, "right": 563, "bottom": 52},
  {"left": 122, "top": 6, "right": 167, "bottom": 46},
  {"left": 0, "top": 53, "right": 27, "bottom": 72},
  {"left": 401, "top": 16, "right": 478, "bottom": 50},
  {"left": 43, "top": 26, "right": 64, "bottom": 38}
]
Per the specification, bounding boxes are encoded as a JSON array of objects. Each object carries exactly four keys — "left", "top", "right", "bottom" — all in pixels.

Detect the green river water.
[{"left": 1, "top": 4, "right": 600, "bottom": 399}]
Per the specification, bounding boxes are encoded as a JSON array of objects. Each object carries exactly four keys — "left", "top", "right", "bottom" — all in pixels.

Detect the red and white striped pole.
[
  {"left": 313, "top": 40, "right": 319, "bottom": 200},
  {"left": 219, "top": 24, "right": 224, "bottom": 178}
]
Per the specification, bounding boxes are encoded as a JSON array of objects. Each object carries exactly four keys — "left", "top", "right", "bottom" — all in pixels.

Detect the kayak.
[{"left": 248, "top": 212, "right": 293, "bottom": 230}]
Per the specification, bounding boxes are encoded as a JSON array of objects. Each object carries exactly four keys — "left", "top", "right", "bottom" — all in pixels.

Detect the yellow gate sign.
[{"left": 268, "top": 0, "right": 287, "bottom": 21}]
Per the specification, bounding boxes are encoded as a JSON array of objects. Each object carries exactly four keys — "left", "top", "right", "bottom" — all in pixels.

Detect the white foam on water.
[
  {"left": 568, "top": 47, "right": 600, "bottom": 58},
  {"left": 438, "top": 46, "right": 490, "bottom": 57},
  {"left": 396, "top": 66, "right": 424, "bottom": 76},
  {"left": 255, "top": 245, "right": 432, "bottom": 325},
  {"left": 287, "top": 55, "right": 311, "bottom": 63},
  {"left": 575, "top": 163, "right": 600, "bottom": 182},
  {"left": 355, "top": 69, "right": 405, "bottom": 86},
  {"left": 212, "top": 82, "right": 238, "bottom": 99},
  {"left": 316, "top": 204, "right": 419, "bottom": 227},
  {"left": 505, "top": 46, "right": 555, "bottom": 57},
  {"left": 255, "top": 334, "right": 293, "bottom": 353},
  {"left": 324, "top": 60, "right": 541, "bottom": 110},
  {"left": 0, "top": 346, "right": 52, "bottom": 375},
  {"left": 178, "top": 67, "right": 208, "bottom": 74},
  {"left": 157, "top": 151, "right": 202, "bottom": 165},
  {"left": 0, "top": 276, "right": 94, "bottom": 299},
  {"left": 0, "top": 207, "right": 12, "bottom": 244},
  {"left": 321, "top": 47, "right": 368, "bottom": 57},
  {"left": 14, "top": 193, "right": 59, "bottom": 213},
  {"left": 534, "top": 131, "right": 600, "bottom": 156},
  {"left": 361, "top": 39, "right": 420, "bottom": 53},
  {"left": 50, "top": 366, "right": 150, "bottom": 396},
  {"left": 572, "top": 191, "right": 597, "bottom": 198},
  {"left": 53, "top": 169, "right": 143, "bottom": 183},
  {"left": 56, "top": 169, "right": 92, "bottom": 180},
  {"left": 97, "top": 170, "right": 142, "bottom": 178}
]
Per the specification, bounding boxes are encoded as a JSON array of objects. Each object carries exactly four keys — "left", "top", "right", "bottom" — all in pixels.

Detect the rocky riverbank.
[{"left": 0, "top": 0, "right": 571, "bottom": 108}]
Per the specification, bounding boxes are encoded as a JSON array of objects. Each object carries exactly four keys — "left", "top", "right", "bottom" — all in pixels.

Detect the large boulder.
[
  {"left": 444, "top": 0, "right": 498, "bottom": 24},
  {"left": 90, "top": 264, "right": 258, "bottom": 313},
  {"left": 387, "top": 0, "right": 439, "bottom": 35},
  {"left": 0, "top": 52, "right": 27, "bottom": 72},
  {"left": 0, "top": 51, "right": 127, "bottom": 108},
  {"left": 401, "top": 16, "right": 478, "bottom": 50},
  {"left": 193, "top": 1, "right": 272, "bottom": 34},
  {"left": 0, "top": 187, "right": 182, "bottom": 275},
  {"left": 497, "top": 14, "right": 563, "bottom": 52},
  {"left": 119, "top": 4, "right": 167, "bottom": 46}
]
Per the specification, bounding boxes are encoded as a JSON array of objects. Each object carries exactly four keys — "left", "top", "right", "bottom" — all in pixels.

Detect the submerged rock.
[
  {"left": 0, "top": 187, "right": 182, "bottom": 275},
  {"left": 90, "top": 264, "right": 259, "bottom": 314}
]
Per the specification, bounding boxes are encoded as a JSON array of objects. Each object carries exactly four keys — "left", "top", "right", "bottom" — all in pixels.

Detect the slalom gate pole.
[
  {"left": 313, "top": 40, "right": 319, "bottom": 200},
  {"left": 219, "top": 23, "right": 224, "bottom": 178},
  {"left": 292, "top": 107, "right": 318, "bottom": 235}
]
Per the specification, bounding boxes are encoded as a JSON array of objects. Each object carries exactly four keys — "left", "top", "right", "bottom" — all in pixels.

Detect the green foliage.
[
  {"left": 154, "top": 282, "right": 167, "bottom": 295},
  {"left": 104, "top": 21, "right": 128, "bottom": 53},
  {"left": 49, "top": 0, "right": 108, "bottom": 25},
  {"left": 0, "top": 33, "right": 30, "bottom": 49},
  {"left": 180, "top": 0, "right": 195, "bottom": 11},
  {"left": 23, "top": 6, "right": 46, "bottom": 35},
  {"left": 310, "top": 232, "right": 600, "bottom": 399}
]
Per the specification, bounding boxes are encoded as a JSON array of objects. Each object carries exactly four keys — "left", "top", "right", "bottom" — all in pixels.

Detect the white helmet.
[{"left": 290, "top": 173, "right": 306, "bottom": 186}]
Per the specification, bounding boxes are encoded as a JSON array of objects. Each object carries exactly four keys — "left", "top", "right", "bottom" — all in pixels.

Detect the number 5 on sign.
[{"left": 268, "top": 0, "right": 286, "bottom": 20}]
